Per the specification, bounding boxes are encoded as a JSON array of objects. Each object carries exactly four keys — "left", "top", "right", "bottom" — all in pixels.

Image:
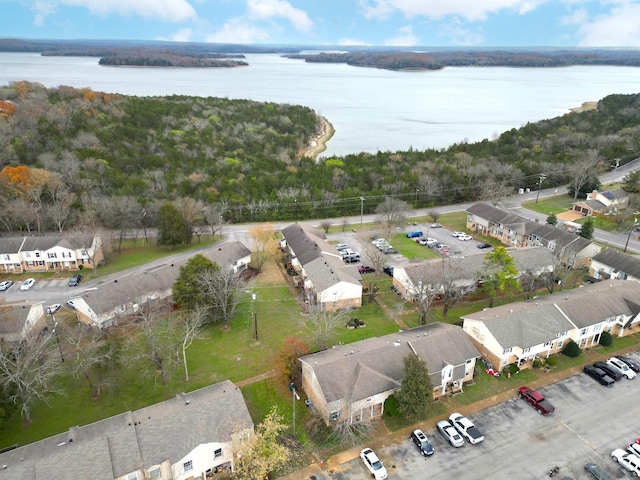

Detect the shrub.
[
  {"left": 505, "top": 363, "right": 520, "bottom": 375},
  {"left": 599, "top": 331, "right": 613, "bottom": 347},
  {"left": 533, "top": 359, "right": 543, "bottom": 369},
  {"left": 562, "top": 339, "right": 582, "bottom": 358},
  {"left": 345, "top": 318, "right": 365, "bottom": 328},
  {"left": 547, "top": 356, "right": 558, "bottom": 367}
]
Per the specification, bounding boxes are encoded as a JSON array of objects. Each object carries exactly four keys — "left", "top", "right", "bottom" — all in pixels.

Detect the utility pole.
[
  {"left": 535, "top": 174, "right": 547, "bottom": 205},
  {"left": 360, "top": 197, "right": 365, "bottom": 227}
]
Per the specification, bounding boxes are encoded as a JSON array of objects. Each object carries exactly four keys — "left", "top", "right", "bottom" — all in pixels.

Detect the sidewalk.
[{"left": 279, "top": 343, "right": 639, "bottom": 480}]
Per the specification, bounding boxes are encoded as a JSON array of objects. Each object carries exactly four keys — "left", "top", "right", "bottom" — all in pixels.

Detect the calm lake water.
[{"left": 1, "top": 52, "right": 640, "bottom": 157}]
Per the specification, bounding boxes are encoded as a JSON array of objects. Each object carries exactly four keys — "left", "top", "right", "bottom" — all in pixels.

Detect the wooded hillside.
[{"left": 0, "top": 81, "right": 639, "bottom": 233}]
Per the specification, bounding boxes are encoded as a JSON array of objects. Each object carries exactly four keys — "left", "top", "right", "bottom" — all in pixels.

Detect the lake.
[{"left": 1, "top": 52, "right": 640, "bottom": 157}]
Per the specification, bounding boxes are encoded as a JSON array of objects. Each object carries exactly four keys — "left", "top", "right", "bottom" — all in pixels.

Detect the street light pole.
[
  {"left": 535, "top": 174, "right": 546, "bottom": 205},
  {"left": 360, "top": 197, "right": 365, "bottom": 227},
  {"left": 624, "top": 223, "right": 639, "bottom": 253}
]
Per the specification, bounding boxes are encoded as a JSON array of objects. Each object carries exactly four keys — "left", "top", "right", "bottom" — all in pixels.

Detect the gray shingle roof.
[
  {"left": 0, "top": 235, "right": 95, "bottom": 254},
  {"left": 0, "top": 381, "right": 252, "bottom": 480},
  {"left": 592, "top": 248, "right": 640, "bottom": 280},
  {"left": 300, "top": 323, "right": 479, "bottom": 403},
  {"left": 462, "top": 280, "right": 640, "bottom": 348}
]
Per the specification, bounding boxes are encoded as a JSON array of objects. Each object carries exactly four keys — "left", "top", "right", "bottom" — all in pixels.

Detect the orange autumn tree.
[{"left": 0, "top": 166, "right": 52, "bottom": 199}]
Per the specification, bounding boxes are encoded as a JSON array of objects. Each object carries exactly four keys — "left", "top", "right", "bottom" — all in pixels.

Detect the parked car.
[
  {"left": 343, "top": 253, "right": 360, "bottom": 263},
  {"left": 406, "top": 230, "right": 423, "bottom": 238},
  {"left": 0, "top": 280, "right": 14, "bottom": 291},
  {"left": 628, "top": 442, "right": 640, "bottom": 457},
  {"left": 458, "top": 234, "right": 473, "bottom": 241},
  {"left": 611, "top": 448, "right": 640, "bottom": 476},
  {"left": 607, "top": 357, "right": 636, "bottom": 379},
  {"left": 360, "top": 448, "right": 388, "bottom": 480},
  {"left": 383, "top": 266, "right": 394, "bottom": 276},
  {"left": 584, "top": 463, "right": 611, "bottom": 480},
  {"left": 420, "top": 237, "right": 438, "bottom": 247},
  {"left": 358, "top": 266, "right": 376, "bottom": 274},
  {"left": 449, "top": 413, "right": 484, "bottom": 444},
  {"left": 436, "top": 420, "right": 464, "bottom": 448},
  {"left": 46, "top": 304, "right": 62, "bottom": 314},
  {"left": 429, "top": 223, "right": 442, "bottom": 228},
  {"left": 593, "top": 361, "right": 622, "bottom": 381},
  {"left": 517, "top": 386, "right": 555, "bottom": 415},
  {"left": 617, "top": 355, "right": 640, "bottom": 373},
  {"left": 451, "top": 231, "right": 465, "bottom": 237},
  {"left": 382, "top": 246, "right": 398, "bottom": 254},
  {"left": 66, "top": 299, "right": 77, "bottom": 310},
  {"left": 372, "top": 238, "right": 387, "bottom": 247},
  {"left": 477, "top": 243, "right": 492, "bottom": 249},
  {"left": 583, "top": 364, "right": 615, "bottom": 387},
  {"left": 410, "top": 429, "right": 434, "bottom": 456},
  {"left": 20, "top": 278, "right": 36, "bottom": 290},
  {"left": 335, "top": 243, "right": 349, "bottom": 251},
  {"left": 68, "top": 274, "right": 83, "bottom": 287}
]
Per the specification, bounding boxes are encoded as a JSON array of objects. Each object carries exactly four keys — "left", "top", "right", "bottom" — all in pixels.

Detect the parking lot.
[
  {"left": 305, "top": 353, "right": 640, "bottom": 479},
  {"left": 328, "top": 222, "right": 489, "bottom": 270}
]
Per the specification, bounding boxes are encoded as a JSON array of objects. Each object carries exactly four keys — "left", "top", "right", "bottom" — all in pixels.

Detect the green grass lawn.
[{"left": 522, "top": 194, "right": 575, "bottom": 215}]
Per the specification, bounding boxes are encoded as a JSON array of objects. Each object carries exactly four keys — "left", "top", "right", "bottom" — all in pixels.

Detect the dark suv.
[
  {"left": 410, "top": 429, "right": 434, "bottom": 456},
  {"left": 583, "top": 364, "right": 615, "bottom": 386},
  {"left": 68, "top": 274, "right": 83, "bottom": 287},
  {"left": 593, "top": 361, "right": 622, "bottom": 381}
]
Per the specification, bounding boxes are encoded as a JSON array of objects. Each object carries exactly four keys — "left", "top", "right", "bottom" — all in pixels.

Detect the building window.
[
  {"left": 214, "top": 448, "right": 223, "bottom": 459},
  {"left": 183, "top": 461, "right": 193, "bottom": 472},
  {"left": 580, "top": 328, "right": 588, "bottom": 336},
  {"left": 558, "top": 340, "right": 564, "bottom": 349},
  {"left": 48, "top": 252, "right": 57, "bottom": 259},
  {"left": 148, "top": 468, "right": 161, "bottom": 480},
  {"left": 126, "top": 473, "right": 138, "bottom": 480},
  {"left": 35, "top": 252, "right": 40, "bottom": 258},
  {"left": 522, "top": 347, "right": 530, "bottom": 354},
  {"left": 26, "top": 252, "right": 31, "bottom": 258},
  {"left": 3, "top": 255, "right": 9, "bottom": 260},
  {"left": 544, "top": 341, "right": 552, "bottom": 348},
  {"left": 503, "top": 347, "right": 512, "bottom": 354}
]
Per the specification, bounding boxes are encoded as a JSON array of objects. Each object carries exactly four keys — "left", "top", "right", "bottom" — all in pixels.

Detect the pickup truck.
[
  {"left": 518, "top": 386, "right": 555, "bottom": 415},
  {"left": 449, "top": 413, "right": 484, "bottom": 444}
]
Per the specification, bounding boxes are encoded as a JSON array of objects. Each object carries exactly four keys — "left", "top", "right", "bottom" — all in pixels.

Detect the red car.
[
  {"left": 518, "top": 386, "right": 555, "bottom": 415},
  {"left": 358, "top": 266, "right": 376, "bottom": 274}
]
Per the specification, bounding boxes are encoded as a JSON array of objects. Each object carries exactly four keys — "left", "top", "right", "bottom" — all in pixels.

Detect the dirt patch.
[
  {"left": 556, "top": 210, "right": 583, "bottom": 221},
  {"left": 255, "top": 261, "right": 288, "bottom": 286}
]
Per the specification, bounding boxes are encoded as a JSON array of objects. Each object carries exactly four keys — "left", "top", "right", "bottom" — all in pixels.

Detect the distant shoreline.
[
  {"left": 300, "top": 116, "right": 334, "bottom": 161},
  {"left": 570, "top": 101, "right": 598, "bottom": 113}
]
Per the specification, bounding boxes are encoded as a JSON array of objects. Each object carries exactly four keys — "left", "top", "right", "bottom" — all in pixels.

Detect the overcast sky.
[{"left": 3, "top": 0, "right": 640, "bottom": 47}]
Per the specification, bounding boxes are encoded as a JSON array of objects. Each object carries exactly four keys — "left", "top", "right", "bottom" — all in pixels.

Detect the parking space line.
[{"left": 554, "top": 417, "right": 599, "bottom": 451}]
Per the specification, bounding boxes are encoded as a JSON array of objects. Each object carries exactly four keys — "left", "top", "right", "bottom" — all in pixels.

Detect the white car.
[
  {"left": 458, "top": 234, "right": 473, "bottom": 241},
  {"left": 360, "top": 448, "right": 388, "bottom": 480},
  {"left": 612, "top": 448, "right": 640, "bottom": 476},
  {"left": 20, "top": 278, "right": 36, "bottom": 290},
  {"left": 607, "top": 357, "right": 636, "bottom": 379},
  {"left": 451, "top": 231, "right": 465, "bottom": 237},
  {"left": 46, "top": 304, "right": 62, "bottom": 314},
  {"left": 0, "top": 280, "right": 14, "bottom": 291},
  {"left": 437, "top": 420, "right": 464, "bottom": 447}
]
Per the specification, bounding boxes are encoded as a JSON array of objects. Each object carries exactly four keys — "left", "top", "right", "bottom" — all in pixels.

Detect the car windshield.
[{"left": 371, "top": 460, "right": 382, "bottom": 470}]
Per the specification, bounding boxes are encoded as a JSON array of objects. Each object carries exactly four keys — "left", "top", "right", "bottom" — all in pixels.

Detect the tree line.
[{"left": 1, "top": 81, "right": 640, "bottom": 234}]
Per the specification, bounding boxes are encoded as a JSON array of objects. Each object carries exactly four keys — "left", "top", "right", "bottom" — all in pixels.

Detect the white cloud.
[
  {"left": 59, "top": 0, "right": 197, "bottom": 22},
  {"left": 206, "top": 17, "right": 270, "bottom": 43},
  {"left": 385, "top": 24, "right": 420, "bottom": 46},
  {"left": 247, "top": 0, "right": 313, "bottom": 32},
  {"left": 438, "top": 20, "right": 484, "bottom": 45},
  {"left": 576, "top": 3, "right": 640, "bottom": 46},
  {"left": 32, "top": 1, "right": 57, "bottom": 26},
  {"left": 560, "top": 7, "right": 588, "bottom": 26},
  {"left": 338, "top": 37, "right": 370, "bottom": 46},
  {"left": 168, "top": 28, "right": 193, "bottom": 42},
  {"left": 359, "top": 0, "right": 546, "bottom": 22}
]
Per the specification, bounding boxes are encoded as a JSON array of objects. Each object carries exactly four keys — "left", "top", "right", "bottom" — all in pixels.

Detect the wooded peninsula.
[{"left": 0, "top": 81, "right": 639, "bottom": 234}]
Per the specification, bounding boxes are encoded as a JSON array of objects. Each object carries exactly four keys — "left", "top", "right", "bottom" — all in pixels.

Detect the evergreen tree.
[
  {"left": 579, "top": 217, "right": 595, "bottom": 240},
  {"left": 157, "top": 203, "right": 187, "bottom": 247},
  {"left": 546, "top": 213, "right": 558, "bottom": 226},
  {"left": 172, "top": 254, "right": 218, "bottom": 312},
  {"left": 395, "top": 354, "right": 433, "bottom": 418}
]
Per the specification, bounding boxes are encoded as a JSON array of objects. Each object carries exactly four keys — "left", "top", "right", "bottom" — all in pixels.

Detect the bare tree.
[
  {"left": 375, "top": 197, "right": 411, "bottom": 239},
  {"left": 568, "top": 150, "right": 605, "bottom": 200},
  {"left": 319, "top": 220, "right": 332, "bottom": 233},
  {"left": 428, "top": 210, "right": 441, "bottom": 224},
  {"left": 176, "top": 197, "right": 204, "bottom": 244},
  {"left": 129, "top": 300, "right": 179, "bottom": 385},
  {"left": 298, "top": 306, "right": 346, "bottom": 351},
  {"left": 0, "top": 332, "right": 63, "bottom": 423},
  {"left": 179, "top": 306, "right": 206, "bottom": 381},
  {"left": 480, "top": 180, "right": 515, "bottom": 207},
  {"left": 438, "top": 259, "right": 476, "bottom": 318},
  {"left": 198, "top": 268, "right": 246, "bottom": 328},
  {"left": 357, "top": 231, "right": 389, "bottom": 304},
  {"left": 66, "top": 327, "right": 117, "bottom": 398}
]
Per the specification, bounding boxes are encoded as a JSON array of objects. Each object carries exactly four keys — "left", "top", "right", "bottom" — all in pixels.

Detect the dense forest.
[
  {"left": 97, "top": 52, "right": 248, "bottom": 68},
  {"left": 0, "top": 81, "right": 639, "bottom": 234},
  {"left": 286, "top": 50, "right": 640, "bottom": 70}
]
